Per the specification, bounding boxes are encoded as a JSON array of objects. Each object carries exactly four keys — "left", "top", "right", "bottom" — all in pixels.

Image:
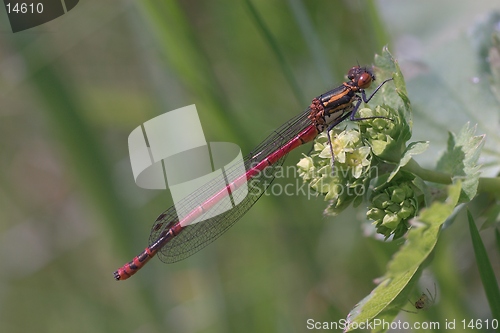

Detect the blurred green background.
[{"left": 1, "top": 1, "right": 499, "bottom": 332}]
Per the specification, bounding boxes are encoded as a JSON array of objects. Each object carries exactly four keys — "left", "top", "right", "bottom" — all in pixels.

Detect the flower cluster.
[
  {"left": 357, "top": 105, "right": 411, "bottom": 163},
  {"left": 366, "top": 178, "right": 418, "bottom": 239},
  {"left": 297, "top": 128, "right": 373, "bottom": 215},
  {"left": 297, "top": 79, "right": 421, "bottom": 239}
]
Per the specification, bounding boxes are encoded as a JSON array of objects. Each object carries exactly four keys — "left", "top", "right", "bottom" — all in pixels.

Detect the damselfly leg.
[{"left": 325, "top": 77, "right": 393, "bottom": 172}]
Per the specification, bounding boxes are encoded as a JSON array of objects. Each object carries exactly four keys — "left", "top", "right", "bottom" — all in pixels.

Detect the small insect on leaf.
[{"left": 400, "top": 283, "right": 437, "bottom": 314}]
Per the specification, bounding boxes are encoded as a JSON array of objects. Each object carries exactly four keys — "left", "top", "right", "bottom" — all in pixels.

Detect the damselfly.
[{"left": 114, "top": 66, "right": 393, "bottom": 280}]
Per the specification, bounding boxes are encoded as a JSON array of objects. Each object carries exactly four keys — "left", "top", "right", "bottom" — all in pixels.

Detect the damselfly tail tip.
[{"left": 113, "top": 270, "right": 121, "bottom": 281}]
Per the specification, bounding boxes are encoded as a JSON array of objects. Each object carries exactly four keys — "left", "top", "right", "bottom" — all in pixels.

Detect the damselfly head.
[
  {"left": 357, "top": 72, "right": 374, "bottom": 89},
  {"left": 347, "top": 66, "right": 375, "bottom": 89},
  {"left": 347, "top": 66, "right": 360, "bottom": 80}
]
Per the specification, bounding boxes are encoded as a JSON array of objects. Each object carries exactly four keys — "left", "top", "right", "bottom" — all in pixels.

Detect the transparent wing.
[{"left": 148, "top": 108, "right": 312, "bottom": 263}]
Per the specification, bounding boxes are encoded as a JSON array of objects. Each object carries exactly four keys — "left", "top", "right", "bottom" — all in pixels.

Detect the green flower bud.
[
  {"left": 390, "top": 187, "right": 406, "bottom": 203},
  {"left": 367, "top": 177, "right": 419, "bottom": 240},
  {"left": 367, "top": 208, "right": 385, "bottom": 221},
  {"left": 382, "top": 213, "right": 401, "bottom": 229},
  {"left": 398, "top": 202, "right": 415, "bottom": 219},
  {"left": 386, "top": 203, "right": 400, "bottom": 213},
  {"left": 357, "top": 105, "right": 412, "bottom": 163},
  {"left": 372, "top": 193, "right": 390, "bottom": 209}
]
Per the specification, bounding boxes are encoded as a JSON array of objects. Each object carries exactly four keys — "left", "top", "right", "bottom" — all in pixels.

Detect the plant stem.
[
  {"left": 402, "top": 158, "right": 452, "bottom": 184},
  {"left": 402, "top": 159, "right": 500, "bottom": 197},
  {"left": 478, "top": 177, "right": 500, "bottom": 198}
]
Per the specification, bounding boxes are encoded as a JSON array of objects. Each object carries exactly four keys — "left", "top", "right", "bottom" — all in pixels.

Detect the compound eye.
[
  {"left": 347, "top": 66, "right": 359, "bottom": 80},
  {"left": 357, "top": 72, "right": 373, "bottom": 89}
]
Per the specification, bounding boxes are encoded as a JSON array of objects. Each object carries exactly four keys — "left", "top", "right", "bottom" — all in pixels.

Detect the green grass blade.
[
  {"left": 11, "top": 34, "right": 163, "bottom": 329},
  {"left": 496, "top": 228, "right": 500, "bottom": 255},
  {"left": 243, "top": 0, "right": 306, "bottom": 105},
  {"left": 14, "top": 38, "right": 136, "bottom": 256},
  {"left": 287, "top": 0, "right": 336, "bottom": 86},
  {"left": 467, "top": 210, "right": 500, "bottom": 320},
  {"left": 139, "top": 1, "right": 248, "bottom": 145}
]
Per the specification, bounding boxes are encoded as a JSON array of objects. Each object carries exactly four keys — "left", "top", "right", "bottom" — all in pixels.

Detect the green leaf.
[
  {"left": 356, "top": 48, "right": 413, "bottom": 165},
  {"left": 470, "top": 11, "right": 500, "bottom": 105},
  {"left": 496, "top": 228, "right": 500, "bottom": 255},
  {"left": 480, "top": 202, "right": 500, "bottom": 230},
  {"left": 467, "top": 210, "right": 500, "bottom": 321},
  {"left": 404, "top": 11, "right": 500, "bottom": 171},
  {"left": 345, "top": 182, "right": 461, "bottom": 331},
  {"left": 346, "top": 271, "right": 421, "bottom": 333},
  {"left": 373, "top": 47, "right": 412, "bottom": 130},
  {"left": 436, "top": 123, "right": 485, "bottom": 202},
  {"left": 490, "top": 32, "right": 500, "bottom": 104},
  {"left": 411, "top": 176, "right": 431, "bottom": 208},
  {"left": 388, "top": 141, "right": 429, "bottom": 182}
]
